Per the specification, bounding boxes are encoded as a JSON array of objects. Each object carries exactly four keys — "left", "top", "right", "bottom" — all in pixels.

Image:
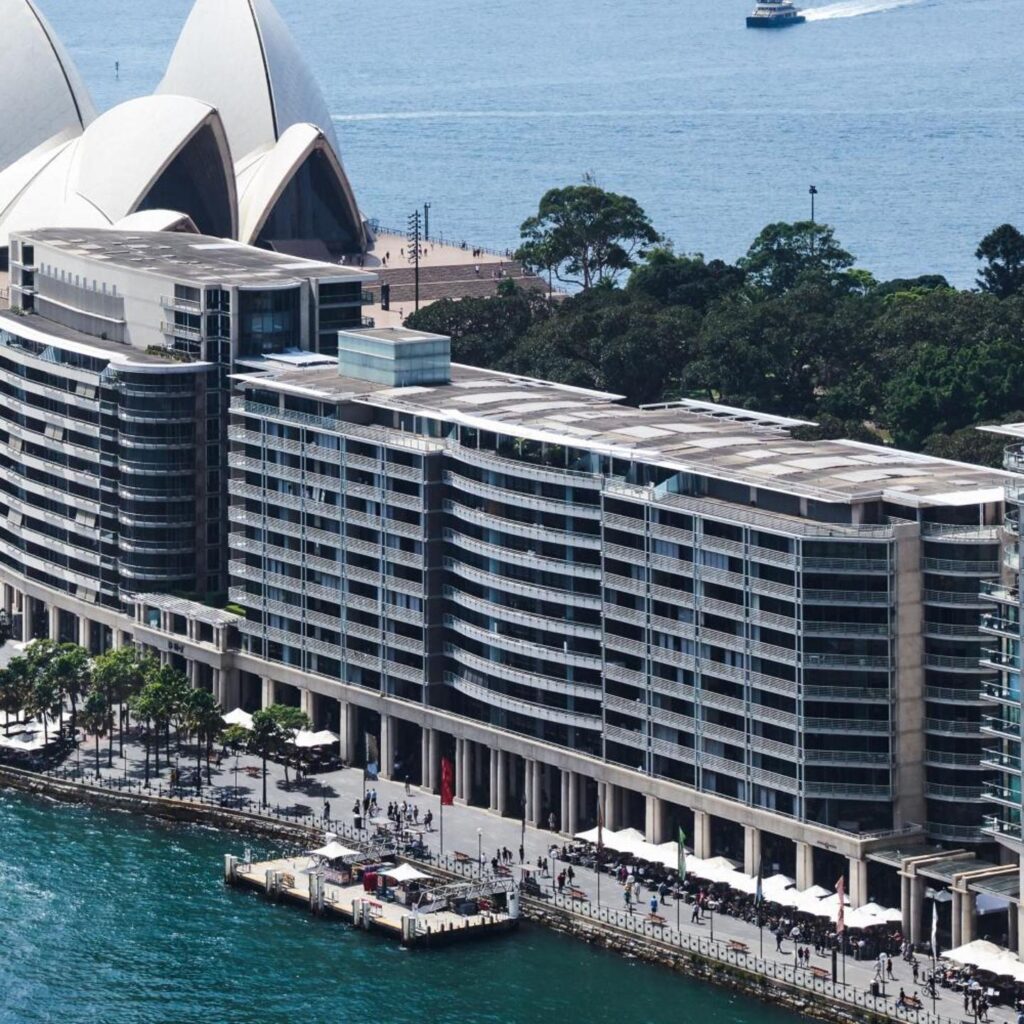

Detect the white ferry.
[{"left": 746, "top": 1, "right": 806, "bottom": 27}]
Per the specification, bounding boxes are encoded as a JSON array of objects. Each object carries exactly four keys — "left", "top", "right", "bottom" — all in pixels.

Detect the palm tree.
[{"left": 80, "top": 689, "right": 109, "bottom": 777}]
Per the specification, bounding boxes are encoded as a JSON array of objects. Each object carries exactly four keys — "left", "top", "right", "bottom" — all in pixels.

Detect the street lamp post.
[
  {"left": 809, "top": 184, "right": 818, "bottom": 224},
  {"left": 477, "top": 827, "right": 483, "bottom": 877},
  {"left": 423, "top": 203, "right": 431, "bottom": 243}
]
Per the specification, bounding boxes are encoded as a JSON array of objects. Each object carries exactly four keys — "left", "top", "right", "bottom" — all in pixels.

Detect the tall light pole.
[
  {"left": 423, "top": 203, "right": 431, "bottom": 243},
  {"left": 407, "top": 210, "right": 422, "bottom": 313},
  {"left": 809, "top": 184, "right": 818, "bottom": 225}
]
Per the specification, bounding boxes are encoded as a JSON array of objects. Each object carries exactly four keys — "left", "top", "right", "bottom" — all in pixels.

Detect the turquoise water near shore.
[
  {"left": 35, "top": 0, "right": 1024, "bottom": 285},
  {"left": 0, "top": 790, "right": 800, "bottom": 1024}
]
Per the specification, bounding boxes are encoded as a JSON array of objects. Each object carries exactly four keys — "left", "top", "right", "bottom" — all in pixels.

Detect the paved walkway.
[{"left": 48, "top": 730, "right": 1004, "bottom": 1024}]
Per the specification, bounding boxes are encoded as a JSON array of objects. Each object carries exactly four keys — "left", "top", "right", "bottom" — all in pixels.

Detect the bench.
[
  {"left": 647, "top": 913, "right": 667, "bottom": 926},
  {"left": 728, "top": 941, "right": 750, "bottom": 953},
  {"left": 810, "top": 967, "right": 830, "bottom": 980}
]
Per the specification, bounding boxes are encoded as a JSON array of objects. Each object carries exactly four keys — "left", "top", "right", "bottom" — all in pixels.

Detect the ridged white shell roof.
[
  {"left": 236, "top": 123, "right": 365, "bottom": 249},
  {"left": 0, "top": 0, "right": 96, "bottom": 170},
  {"left": 0, "top": 96, "right": 236, "bottom": 245},
  {"left": 157, "top": 0, "right": 341, "bottom": 163}
]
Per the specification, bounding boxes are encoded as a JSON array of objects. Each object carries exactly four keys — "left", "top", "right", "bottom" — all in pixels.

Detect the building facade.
[{"left": 0, "top": 228, "right": 372, "bottom": 620}]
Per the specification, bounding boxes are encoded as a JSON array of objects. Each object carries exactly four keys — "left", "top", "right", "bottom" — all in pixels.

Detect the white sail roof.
[
  {"left": 0, "top": 96, "right": 237, "bottom": 246},
  {"left": 157, "top": 0, "right": 341, "bottom": 163},
  {"left": 0, "top": 0, "right": 96, "bottom": 170},
  {"left": 236, "top": 122, "right": 366, "bottom": 250}
]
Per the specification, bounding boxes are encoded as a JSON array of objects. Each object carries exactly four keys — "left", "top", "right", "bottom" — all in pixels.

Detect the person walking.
[{"left": 323, "top": 799, "right": 330, "bottom": 822}]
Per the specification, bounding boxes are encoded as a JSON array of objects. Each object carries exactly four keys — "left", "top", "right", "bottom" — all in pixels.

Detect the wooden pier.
[{"left": 224, "top": 853, "right": 520, "bottom": 948}]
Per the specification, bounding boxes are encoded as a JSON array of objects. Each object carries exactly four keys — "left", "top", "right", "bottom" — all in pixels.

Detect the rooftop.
[
  {"left": 235, "top": 360, "right": 1016, "bottom": 507},
  {"left": 0, "top": 309, "right": 205, "bottom": 368},
  {"left": 16, "top": 228, "right": 376, "bottom": 287}
]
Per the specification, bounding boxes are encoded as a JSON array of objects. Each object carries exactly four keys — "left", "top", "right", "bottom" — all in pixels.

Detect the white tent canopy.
[
  {"left": 222, "top": 708, "right": 254, "bottom": 729},
  {"left": 380, "top": 863, "right": 429, "bottom": 883},
  {"left": 292, "top": 729, "right": 339, "bottom": 748},
  {"left": 308, "top": 841, "right": 360, "bottom": 861},
  {"left": 943, "top": 940, "right": 1024, "bottom": 983}
]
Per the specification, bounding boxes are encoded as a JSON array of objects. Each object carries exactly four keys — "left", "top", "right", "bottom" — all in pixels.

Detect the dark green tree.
[
  {"left": 626, "top": 248, "right": 745, "bottom": 312},
  {"left": 976, "top": 224, "right": 1024, "bottom": 298},
  {"left": 739, "top": 221, "right": 855, "bottom": 294},
  {"left": 517, "top": 180, "right": 661, "bottom": 289}
]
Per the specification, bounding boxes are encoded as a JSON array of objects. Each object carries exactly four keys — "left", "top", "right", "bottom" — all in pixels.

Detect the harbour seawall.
[
  {"left": 0, "top": 764, "right": 319, "bottom": 844},
  {"left": 0, "top": 765, "right": 914, "bottom": 1024}
]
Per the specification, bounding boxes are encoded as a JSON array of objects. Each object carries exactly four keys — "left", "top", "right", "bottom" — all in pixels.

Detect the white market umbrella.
[
  {"left": 380, "top": 863, "right": 429, "bottom": 883},
  {"left": 222, "top": 708, "right": 254, "bottom": 730},
  {"left": 292, "top": 729, "right": 340, "bottom": 748},
  {"left": 309, "top": 841, "right": 360, "bottom": 861}
]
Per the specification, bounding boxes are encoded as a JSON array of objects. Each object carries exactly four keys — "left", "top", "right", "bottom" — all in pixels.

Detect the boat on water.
[{"left": 746, "top": 1, "right": 806, "bottom": 27}]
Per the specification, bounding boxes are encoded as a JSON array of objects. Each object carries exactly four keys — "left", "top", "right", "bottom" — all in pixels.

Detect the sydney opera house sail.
[{"left": 0, "top": 0, "right": 365, "bottom": 265}]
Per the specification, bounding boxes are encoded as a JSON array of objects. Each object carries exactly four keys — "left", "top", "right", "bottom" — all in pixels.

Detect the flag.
[
  {"left": 931, "top": 899, "right": 938, "bottom": 959},
  {"left": 678, "top": 828, "right": 687, "bottom": 879},
  {"left": 440, "top": 756, "right": 454, "bottom": 806},
  {"left": 835, "top": 875, "right": 846, "bottom": 934}
]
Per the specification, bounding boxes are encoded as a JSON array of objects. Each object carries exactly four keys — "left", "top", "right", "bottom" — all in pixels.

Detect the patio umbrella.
[{"left": 222, "top": 708, "right": 254, "bottom": 729}]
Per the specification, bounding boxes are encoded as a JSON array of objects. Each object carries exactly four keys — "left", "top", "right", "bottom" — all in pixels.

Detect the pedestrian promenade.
[{"left": 44, "top": 733, "right": 1013, "bottom": 1024}]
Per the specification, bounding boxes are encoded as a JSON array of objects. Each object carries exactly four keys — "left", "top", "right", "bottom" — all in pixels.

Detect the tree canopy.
[
  {"left": 410, "top": 187, "right": 1024, "bottom": 470},
  {"left": 516, "top": 179, "right": 661, "bottom": 289},
  {"left": 976, "top": 223, "right": 1024, "bottom": 299}
]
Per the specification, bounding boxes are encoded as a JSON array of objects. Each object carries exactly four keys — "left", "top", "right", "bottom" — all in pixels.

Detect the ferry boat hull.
[{"left": 746, "top": 13, "right": 806, "bottom": 25}]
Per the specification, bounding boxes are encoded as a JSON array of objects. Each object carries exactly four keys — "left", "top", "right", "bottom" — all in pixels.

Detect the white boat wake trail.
[{"left": 803, "top": 0, "right": 922, "bottom": 20}]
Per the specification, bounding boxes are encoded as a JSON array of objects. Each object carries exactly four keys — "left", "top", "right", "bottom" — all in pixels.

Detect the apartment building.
[
  {"left": 0, "top": 228, "right": 372, "bottom": 630},
  {"left": 223, "top": 327, "right": 1013, "bottom": 891}
]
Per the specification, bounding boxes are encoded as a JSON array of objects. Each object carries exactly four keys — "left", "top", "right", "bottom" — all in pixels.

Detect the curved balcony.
[
  {"left": 443, "top": 557, "right": 601, "bottom": 609},
  {"left": 445, "top": 497, "right": 601, "bottom": 549},
  {"left": 445, "top": 671, "right": 601, "bottom": 731},
  {"left": 444, "top": 613, "right": 603, "bottom": 670},
  {"left": 444, "top": 526, "right": 601, "bottom": 580},
  {"left": 446, "top": 586, "right": 601, "bottom": 640},
  {"left": 445, "top": 443, "right": 601, "bottom": 487},
  {"left": 443, "top": 470, "right": 601, "bottom": 520},
  {"left": 445, "top": 643, "right": 601, "bottom": 701}
]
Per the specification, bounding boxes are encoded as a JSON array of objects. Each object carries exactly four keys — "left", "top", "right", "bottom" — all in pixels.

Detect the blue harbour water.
[
  {"left": 36, "top": 0, "right": 1024, "bottom": 286},
  {"left": 0, "top": 790, "right": 800, "bottom": 1024}
]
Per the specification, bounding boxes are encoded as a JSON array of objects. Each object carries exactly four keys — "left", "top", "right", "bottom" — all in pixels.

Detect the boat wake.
[{"left": 803, "top": 0, "right": 922, "bottom": 20}]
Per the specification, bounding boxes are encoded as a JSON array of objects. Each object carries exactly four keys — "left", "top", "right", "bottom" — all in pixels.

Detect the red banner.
[{"left": 440, "top": 756, "right": 454, "bottom": 806}]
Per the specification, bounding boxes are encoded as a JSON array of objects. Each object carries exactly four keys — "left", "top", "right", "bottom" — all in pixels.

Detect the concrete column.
[
  {"left": 379, "top": 715, "right": 393, "bottom": 780},
  {"left": 693, "top": 810, "right": 711, "bottom": 859},
  {"left": 743, "top": 825, "right": 762, "bottom": 877},
  {"left": 960, "top": 888, "right": 976, "bottom": 945},
  {"left": 221, "top": 670, "right": 240, "bottom": 711},
  {"left": 455, "top": 739, "right": 467, "bottom": 802},
  {"left": 909, "top": 876, "right": 924, "bottom": 945},
  {"left": 48, "top": 603, "right": 60, "bottom": 642},
  {"left": 566, "top": 771, "right": 579, "bottom": 836},
  {"left": 299, "top": 688, "right": 314, "bottom": 723},
  {"left": 645, "top": 795, "right": 664, "bottom": 844},
  {"left": 560, "top": 771, "right": 571, "bottom": 833},
  {"left": 900, "top": 874, "right": 912, "bottom": 937},
  {"left": 849, "top": 857, "right": 868, "bottom": 909},
  {"left": 531, "top": 759, "right": 542, "bottom": 826},
  {"left": 427, "top": 730, "right": 439, "bottom": 792},
  {"left": 186, "top": 660, "right": 197, "bottom": 687},
  {"left": 489, "top": 749, "right": 500, "bottom": 812},
  {"left": 346, "top": 703, "right": 359, "bottom": 764},
  {"left": 1017, "top": 903, "right": 1024, "bottom": 959},
  {"left": 421, "top": 729, "right": 432, "bottom": 791},
  {"left": 602, "top": 782, "right": 618, "bottom": 831},
  {"left": 261, "top": 677, "right": 274, "bottom": 708},
  {"left": 462, "top": 740, "right": 473, "bottom": 804},
  {"left": 795, "top": 841, "right": 814, "bottom": 891},
  {"left": 1008, "top": 902, "right": 1019, "bottom": 954},
  {"left": 496, "top": 751, "right": 508, "bottom": 816},
  {"left": 951, "top": 890, "right": 963, "bottom": 949},
  {"left": 524, "top": 760, "right": 535, "bottom": 824}
]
